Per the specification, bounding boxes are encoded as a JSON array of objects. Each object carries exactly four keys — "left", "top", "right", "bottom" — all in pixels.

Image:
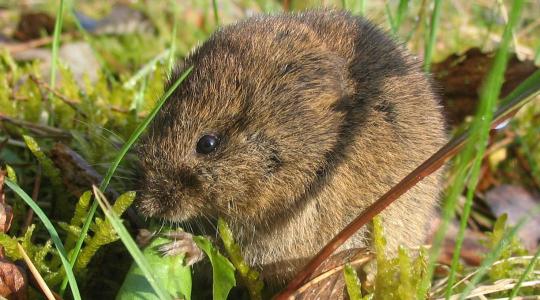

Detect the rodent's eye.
[{"left": 196, "top": 135, "right": 219, "bottom": 154}]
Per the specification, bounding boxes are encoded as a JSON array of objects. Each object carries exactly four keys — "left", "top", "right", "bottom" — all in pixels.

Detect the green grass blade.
[
  {"left": 423, "top": 0, "right": 442, "bottom": 72},
  {"left": 509, "top": 247, "right": 540, "bottom": 299},
  {"left": 385, "top": 2, "right": 397, "bottom": 34},
  {"left": 50, "top": 0, "right": 65, "bottom": 91},
  {"left": 535, "top": 44, "right": 540, "bottom": 64},
  {"left": 358, "top": 0, "right": 366, "bottom": 15},
  {"left": 70, "top": 8, "right": 117, "bottom": 84},
  {"left": 447, "top": 70, "right": 540, "bottom": 296},
  {"left": 92, "top": 186, "right": 172, "bottom": 300},
  {"left": 444, "top": 0, "right": 525, "bottom": 297},
  {"left": 444, "top": 166, "right": 479, "bottom": 299},
  {"left": 167, "top": 0, "right": 179, "bottom": 72},
  {"left": 395, "top": 0, "right": 409, "bottom": 31},
  {"left": 212, "top": 0, "right": 220, "bottom": 26},
  {"left": 131, "top": 75, "right": 148, "bottom": 114},
  {"left": 5, "top": 179, "right": 81, "bottom": 300},
  {"left": 501, "top": 70, "right": 540, "bottom": 103},
  {"left": 417, "top": 0, "right": 526, "bottom": 298},
  {"left": 59, "top": 66, "right": 193, "bottom": 292},
  {"left": 48, "top": 0, "right": 66, "bottom": 125}
]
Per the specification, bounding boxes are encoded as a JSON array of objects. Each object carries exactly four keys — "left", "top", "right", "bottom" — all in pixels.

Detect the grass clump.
[
  {"left": 343, "top": 216, "right": 430, "bottom": 299},
  {"left": 372, "top": 216, "right": 429, "bottom": 300}
]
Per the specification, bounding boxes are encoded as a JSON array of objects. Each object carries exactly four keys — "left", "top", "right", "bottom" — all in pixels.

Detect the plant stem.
[{"left": 423, "top": 0, "right": 442, "bottom": 72}]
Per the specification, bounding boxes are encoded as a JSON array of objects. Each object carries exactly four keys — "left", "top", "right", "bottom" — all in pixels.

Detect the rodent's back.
[{"left": 218, "top": 11, "right": 447, "bottom": 280}]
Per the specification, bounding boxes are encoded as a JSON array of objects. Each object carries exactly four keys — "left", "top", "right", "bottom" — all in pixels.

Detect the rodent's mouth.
[{"left": 135, "top": 194, "right": 201, "bottom": 223}]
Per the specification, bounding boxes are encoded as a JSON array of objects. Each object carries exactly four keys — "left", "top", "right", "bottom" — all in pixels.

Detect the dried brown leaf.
[
  {"left": 0, "top": 171, "right": 13, "bottom": 234},
  {"left": 13, "top": 12, "right": 55, "bottom": 42},
  {"left": 0, "top": 258, "right": 27, "bottom": 300},
  {"left": 432, "top": 48, "right": 538, "bottom": 125}
]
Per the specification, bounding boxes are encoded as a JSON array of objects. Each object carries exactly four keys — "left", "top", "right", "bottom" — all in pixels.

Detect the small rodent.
[{"left": 136, "top": 10, "right": 446, "bottom": 286}]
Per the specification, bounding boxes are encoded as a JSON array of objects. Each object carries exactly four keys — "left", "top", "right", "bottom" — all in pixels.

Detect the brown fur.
[{"left": 136, "top": 10, "right": 447, "bottom": 286}]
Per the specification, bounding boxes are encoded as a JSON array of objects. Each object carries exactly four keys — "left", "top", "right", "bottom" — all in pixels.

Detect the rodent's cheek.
[
  {"left": 204, "top": 157, "right": 267, "bottom": 213},
  {"left": 134, "top": 192, "right": 161, "bottom": 218}
]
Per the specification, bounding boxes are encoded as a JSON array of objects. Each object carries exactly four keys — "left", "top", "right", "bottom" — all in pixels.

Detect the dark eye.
[{"left": 196, "top": 135, "right": 219, "bottom": 154}]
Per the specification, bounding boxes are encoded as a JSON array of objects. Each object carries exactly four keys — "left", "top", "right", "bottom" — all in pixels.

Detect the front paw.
[{"left": 160, "top": 230, "right": 205, "bottom": 266}]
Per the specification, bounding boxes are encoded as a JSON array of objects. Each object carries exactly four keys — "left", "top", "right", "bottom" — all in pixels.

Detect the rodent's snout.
[
  {"left": 172, "top": 165, "right": 203, "bottom": 191},
  {"left": 135, "top": 162, "right": 208, "bottom": 221}
]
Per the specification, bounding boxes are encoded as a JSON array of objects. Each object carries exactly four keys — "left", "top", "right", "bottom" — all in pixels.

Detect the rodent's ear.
[
  {"left": 307, "top": 69, "right": 354, "bottom": 113},
  {"left": 308, "top": 90, "right": 347, "bottom": 112}
]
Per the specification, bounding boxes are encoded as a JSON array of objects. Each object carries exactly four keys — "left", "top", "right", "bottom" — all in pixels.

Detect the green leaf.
[
  {"left": 117, "top": 237, "right": 192, "bottom": 300},
  {"left": 193, "top": 236, "right": 236, "bottom": 300},
  {"left": 92, "top": 186, "right": 171, "bottom": 300}
]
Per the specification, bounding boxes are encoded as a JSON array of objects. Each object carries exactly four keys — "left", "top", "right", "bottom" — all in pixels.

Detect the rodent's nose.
[{"left": 174, "top": 166, "right": 201, "bottom": 190}]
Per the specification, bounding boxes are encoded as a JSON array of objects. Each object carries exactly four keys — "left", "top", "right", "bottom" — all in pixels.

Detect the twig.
[
  {"left": 28, "top": 75, "right": 145, "bottom": 118},
  {"left": 28, "top": 75, "right": 86, "bottom": 117},
  {"left": 0, "top": 113, "right": 71, "bottom": 138},
  {"left": 4, "top": 33, "right": 74, "bottom": 54}
]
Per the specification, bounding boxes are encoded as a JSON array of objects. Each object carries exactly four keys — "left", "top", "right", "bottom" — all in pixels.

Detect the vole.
[{"left": 136, "top": 10, "right": 446, "bottom": 286}]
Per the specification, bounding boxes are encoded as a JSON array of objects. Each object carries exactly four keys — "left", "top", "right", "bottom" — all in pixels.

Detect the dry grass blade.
[
  {"left": 430, "top": 256, "right": 535, "bottom": 298},
  {"left": 17, "top": 243, "right": 55, "bottom": 300},
  {"left": 442, "top": 278, "right": 540, "bottom": 300}
]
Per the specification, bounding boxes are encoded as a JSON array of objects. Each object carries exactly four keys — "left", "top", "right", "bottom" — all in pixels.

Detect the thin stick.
[
  {"left": 17, "top": 243, "right": 56, "bottom": 300},
  {"left": 0, "top": 113, "right": 71, "bottom": 138}
]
